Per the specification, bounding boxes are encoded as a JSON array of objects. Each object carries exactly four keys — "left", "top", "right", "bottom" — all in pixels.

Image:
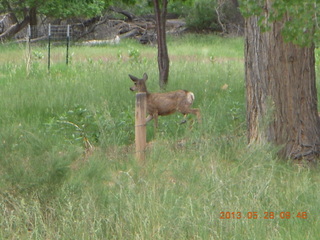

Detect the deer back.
[{"left": 147, "top": 90, "right": 194, "bottom": 116}]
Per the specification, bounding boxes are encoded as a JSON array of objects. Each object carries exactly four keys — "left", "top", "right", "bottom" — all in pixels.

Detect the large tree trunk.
[
  {"left": 245, "top": 10, "right": 320, "bottom": 162},
  {"left": 154, "top": 0, "right": 170, "bottom": 90}
]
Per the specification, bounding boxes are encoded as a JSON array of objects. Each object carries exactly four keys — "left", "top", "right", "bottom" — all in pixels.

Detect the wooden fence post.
[{"left": 135, "top": 92, "right": 147, "bottom": 163}]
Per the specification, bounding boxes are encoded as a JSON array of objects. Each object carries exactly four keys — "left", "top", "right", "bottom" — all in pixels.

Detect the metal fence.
[{"left": 27, "top": 24, "right": 71, "bottom": 71}]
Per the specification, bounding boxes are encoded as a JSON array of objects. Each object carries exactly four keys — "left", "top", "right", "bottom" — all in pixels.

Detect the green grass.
[{"left": 1, "top": 34, "right": 320, "bottom": 239}]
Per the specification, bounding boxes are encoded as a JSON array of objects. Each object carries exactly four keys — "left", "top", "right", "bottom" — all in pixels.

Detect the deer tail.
[{"left": 187, "top": 92, "right": 195, "bottom": 104}]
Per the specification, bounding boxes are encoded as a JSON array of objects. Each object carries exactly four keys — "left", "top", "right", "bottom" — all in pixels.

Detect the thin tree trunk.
[
  {"left": 0, "top": 16, "right": 30, "bottom": 40},
  {"left": 245, "top": 7, "right": 320, "bottom": 162},
  {"left": 29, "top": 7, "right": 38, "bottom": 39},
  {"left": 154, "top": 0, "right": 169, "bottom": 90},
  {"left": 0, "top": 1, "right": 28, "bottom": 40}
]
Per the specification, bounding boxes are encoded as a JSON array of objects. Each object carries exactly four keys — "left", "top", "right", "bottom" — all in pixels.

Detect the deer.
[{"left": 129, "top": 73, "right": 201, "bottom": 130}]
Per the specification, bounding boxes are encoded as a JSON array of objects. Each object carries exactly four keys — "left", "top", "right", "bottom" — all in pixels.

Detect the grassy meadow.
[{"left": 1, "top": 34, "right": 320, "bottom": 239}]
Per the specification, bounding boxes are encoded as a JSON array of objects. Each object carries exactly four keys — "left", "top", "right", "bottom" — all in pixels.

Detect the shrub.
[{"left": 186, "top": 0, "right": 221, "bottom": 32}]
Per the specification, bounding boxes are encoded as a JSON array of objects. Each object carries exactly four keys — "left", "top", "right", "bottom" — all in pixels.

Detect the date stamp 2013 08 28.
[{"left": 219, "top": 211, "right": 308, "bottom": 219}]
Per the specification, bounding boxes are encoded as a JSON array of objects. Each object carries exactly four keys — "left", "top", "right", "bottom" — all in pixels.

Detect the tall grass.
[{"left": 1, "top": 35, "right": 320, "bottom": 239}]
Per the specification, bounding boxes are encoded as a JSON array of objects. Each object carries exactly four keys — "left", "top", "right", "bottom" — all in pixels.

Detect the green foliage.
[
  {"left": 117, "top": 0, "right": 195, "bottom": 18},
  {"left": 185, "top": 0, "right": 243, "bottom": 33},
  {"left": 186, "top": 0, "right": 220, "bottom": 32},
  {"left": 32, "top": 50, "right": 44, "bottom": 60},
  {"left": 280, "top": 1, "right": 318, "bottom": 46},
  {"left": 1, "top": 0, "right": 134, "bottom": 20},
  {"left": 39, "top": 0, "right": 107, "bottom": 18},
  {"left": 239, "top": 0, "right": 320, "bottom": 46},
  {"left": 166, "top": 0, "right": 194, "bottom": 17},
  {"left": 239, "top": 0, "right": 264, "bottom": 18},
  {"left": 127, "top": 1, "right": 153, "bottom": 15},
  {"left": 45, "top": 105, "right": 101, "bottom": 148},
  {"left": 128, "top": 47, "right": 141, "bottom": 62}
]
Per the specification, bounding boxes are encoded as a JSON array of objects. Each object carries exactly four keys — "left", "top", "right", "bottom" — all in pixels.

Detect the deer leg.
[
  {"left": 179, "top": 114, "right": 187, "bottom": 124},
  {"left": 153, "top": 113, "right": 158, "bottom": 128},
  {"left": 146, "top": 114, "right": 153, "bottom": 123},
  {"left": 180, "top": 108, "right": 201, "bottom": 124},
  {"left": 153, "top": 113, "right": 158, "bottom": 136},
  {"left": 188, "top": 108, "right": 201, "bottom": 123},
  {"left": 193, "top": 108, "right": 201, "bottom": 123}
]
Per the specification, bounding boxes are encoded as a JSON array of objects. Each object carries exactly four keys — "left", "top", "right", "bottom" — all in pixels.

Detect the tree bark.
[
  {"left": 153, "top": 0, "right": 170, "bottom": 90},
  {"left": 245, "top": 6, "right": 320, "bottom": 162}
]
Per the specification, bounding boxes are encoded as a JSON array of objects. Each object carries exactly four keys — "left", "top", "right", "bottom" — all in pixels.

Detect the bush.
[
  {"left": 186, "top": 0, "right": 221, "bottom": 32},
  {"left": 185, "top": 0, "right": 244, "bottom": 34}
]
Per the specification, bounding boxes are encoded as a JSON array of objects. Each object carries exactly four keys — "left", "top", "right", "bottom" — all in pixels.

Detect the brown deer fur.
[{"left": 129, "top": 73, "right": 201, "bottom": 129}]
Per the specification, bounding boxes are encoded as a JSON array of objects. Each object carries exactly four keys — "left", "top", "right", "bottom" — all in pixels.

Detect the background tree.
[
  {"left": 186, "top": 0, "right": 243, "bottom": 34},
  {"left": 152, "top": 0, "right": 244, "bottom": 89},
  {"left": 0, "top": 0, "right": 34, "bottom": 39},
  {"left": 153, "top": 0, "right": 169, "bottom": 89},
  {"left": 240, "top": 0, "right": 320, "bottom": 162},
  {"left": 0, "top": 0, "right": 135, "bottom": 40}
]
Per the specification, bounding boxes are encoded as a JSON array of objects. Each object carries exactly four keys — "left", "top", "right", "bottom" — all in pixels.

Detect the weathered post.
[
  {"left": 26, "top": 25, "right": 31, "bottom": 75},
  {"left": 48, "top": 24, "right": 51, "bottom": 72},
  {"left": 66, "top": 25, "right": 70, "bottom": 65},
  {"left": 135, "top": 92, "right": 147, "bottom": 164}
]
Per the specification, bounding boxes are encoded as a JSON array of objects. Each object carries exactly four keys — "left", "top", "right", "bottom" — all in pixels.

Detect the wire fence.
[
  {"left": 24, "top": 20, "right": 122, "bottom": 72},
  {"left": 26, "top": 24, "right": 72, "bottom": 72},
  {"left": 25, "top": 19, "right": 120, "bottom": 42},
  {"left": 28, "top": 24, "right": 72, "bottom": 41}
]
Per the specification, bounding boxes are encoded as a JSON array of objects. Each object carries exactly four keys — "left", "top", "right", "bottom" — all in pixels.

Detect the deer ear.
[
  {"left": 143, "top": 73, "right": 148, "bottom": 81},
  {"left": 129, "top": 74, "right": 138, "bottom": 82}
]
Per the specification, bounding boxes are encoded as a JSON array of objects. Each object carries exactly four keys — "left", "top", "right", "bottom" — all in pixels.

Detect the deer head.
[{"left": 129, "top": 73, "right": 148, "bottom": 93}]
